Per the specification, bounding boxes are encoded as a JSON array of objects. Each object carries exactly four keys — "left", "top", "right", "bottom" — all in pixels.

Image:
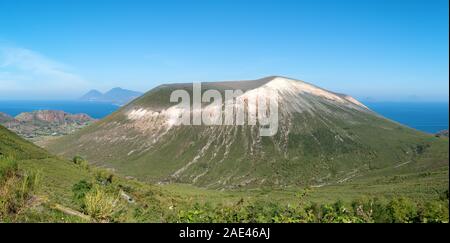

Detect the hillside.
[
  {"left": 0, "top": 124, "right": 180, "bottom": 222},
  {"left": 45, "top": 76, "right": 449, "bottom": 189},
  {"left": 0, "top": 125, "right": 49, "bottom": 159},
  {"left": 0, "top": 112, "right": 14, "bottom": 123},
  {"left": 1, "top": 123, "right": 448, "bottom": 223}
]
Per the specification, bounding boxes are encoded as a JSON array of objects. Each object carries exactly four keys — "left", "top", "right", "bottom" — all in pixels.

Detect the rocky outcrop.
[
  {"left": 0, "top": 112, "right": 15, "bottom": 123},
  {"left": 0, "top": 110, "right": 96, "bottom": 140},
  {"left": 15, "top": 110, "right": 93, "bottom": 124}
]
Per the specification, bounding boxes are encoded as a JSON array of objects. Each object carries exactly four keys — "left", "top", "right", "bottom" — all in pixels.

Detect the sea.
[
  {"left": 364, "top": 102, "right": 448, "bottom": 134},
  {"left": 0, "top": 100, "right": 119, "bottom": 119},
  {"left": 0, "top": 100, "right": 448, "bottom": 134}
]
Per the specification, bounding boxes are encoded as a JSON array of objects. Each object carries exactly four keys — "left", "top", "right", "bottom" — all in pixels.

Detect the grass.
[
  {"left": 83, "top": 185, "right": 119, "bottom": 222},
  {"left": 1, "top": 152, "right": 448, "bottom": 223},
  {"left": 44, "top": 101, "right": 449, "bottom": 190},
  {"left": 0, "top": 156, "right": 40, "bottom": 221},
  {"left": 1, "top": 124, "right": 448, "bottom": 223},
  {"left": 0, "top": 125, "right": 49, "bottom": 160}
]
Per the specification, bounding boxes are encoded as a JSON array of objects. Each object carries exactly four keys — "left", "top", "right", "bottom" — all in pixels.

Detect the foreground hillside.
[
  {"left": 0, "top": 124, "right": 49, "bottom": 159},
  {"left": 0, "top": 124, "right": 174, "bottom": 222},
  {"left": 45, "top": 76, "right": 449, "bottom": 190},
  {"left": 1, "top": 124, "right": 448, "bottom": 222}
]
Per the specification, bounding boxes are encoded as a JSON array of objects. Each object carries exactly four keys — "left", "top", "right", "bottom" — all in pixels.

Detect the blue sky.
[{"left": 0, "top": 0, "right": 448, "bottom": 101}]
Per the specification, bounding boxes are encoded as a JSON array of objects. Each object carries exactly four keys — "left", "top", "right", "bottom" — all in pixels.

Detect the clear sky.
[{"left": 0, "top": 0, "right": 448, "bottom": 101}]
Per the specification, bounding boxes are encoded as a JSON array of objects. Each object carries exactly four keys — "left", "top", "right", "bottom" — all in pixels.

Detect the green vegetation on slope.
[
  {"left": 45, "top": 105, "right": 449, "bottom": 189},
  {"left": 2, "top": 154, "right": 448, "bottom": 223},
  {"left": 0, "top": 125, "right": 49, "bottom": 160},
  {"left": 1, "top": 121, "right": 448, "bottom": 223},
  {"left": 43, "top": 77, "right": 450, "bottom": 189},
  {"left": 0, "top": 124, "right": 177, "bottom": 222}
]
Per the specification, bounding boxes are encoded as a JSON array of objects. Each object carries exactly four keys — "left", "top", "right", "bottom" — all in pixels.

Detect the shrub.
[
  {"left": 72, "top": 180, "right": 93, "bottom": 208},
  {"left": 94, "top": 170, "right": 114, "bottom": 185},
  {"left": 72, "top": 156, "right": 89, "bottom": 170},
  {"left": 84, "top": 186, "right": 118, "bottom": 222},
  {"left": 319, "top": 201, "right": 362, "bottom": 223},
  {"left": 170, "top": 196, "right": 448, "bottom": 223},
  {"left": 0, "top": 157, "right": 40, "bottom": 220},
  {"left": 72, "top": 155, "right": 84, "bottom": 164},
  {"left": 0, "top": 157, "right": 18, "bottom": 181},
  {"left": 18, "top": 170, "right": 41, "bottom": 202},
  {"left": 438, "top": 189, "right": 449, "bottom": 201},
  {"left": 386, "top": 197, "right": 418, "bottom": 223},
  {"left": 418, "top": 201, "right": 449, "bottom": 223},
  {"left": 351, "top": 198, "right": 376, "bottom": 223}
]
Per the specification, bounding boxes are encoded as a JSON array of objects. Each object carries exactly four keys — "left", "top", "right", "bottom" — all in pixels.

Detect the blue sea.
[
  {"left": 365, "top": 102, "right": 448, "bottom": 134},
  {"left": 0, "top": 100, "right": 448, "bottom": 134},
  {"left": 0, "top": 100, "right": 119, "bottom": 119}
]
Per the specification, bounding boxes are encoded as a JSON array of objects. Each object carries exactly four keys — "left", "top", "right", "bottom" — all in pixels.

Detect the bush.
[
  {"left": 72, "top": 180, "right": 93, "bottom": 208},
  {"left": 84, "top": 186, "right": 118, "bottom": 222},
  {"left": 320, "top": 201, "right": 362, "bottom": 223},
  {"left": 72, "top": 156, "right": 89, "bottom": 170},
  {"left": 0, "top": 157, "right": 18, "bottom": 181},
  {"left": 0, "top": 157, "right": 40, "bottom": 220},
  {"left": 386, "top": 197, "right": 418, "bottom": 223},
  {"left": 72, "top": 156, "right": 84, "bottom": 164},
  {"left": 171, "top": 196, "right": 448, "bottom": 223},
  {"left": 94, "top": 170, "right": 114, "bottom": 185},
  {"left": 418, "top": 201, "right": 449, "bottom": 223},
  {"left": 18, "top": 170, "right": 41, "bottom": 201},
  {"left": 351, "top": 197, "right": 379, "bottom": 223}
]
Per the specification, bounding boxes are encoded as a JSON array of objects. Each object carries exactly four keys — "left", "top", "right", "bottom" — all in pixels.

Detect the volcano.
[{"left": 45, "top": 76, "right": 448, "bottom": 188}]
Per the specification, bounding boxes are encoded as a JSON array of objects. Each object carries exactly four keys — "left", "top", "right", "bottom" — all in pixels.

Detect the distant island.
[
  {"left": 79, "top": 87, "right": 143, "bottom": 106},
  {"left": 0, "top": 110, "right": 95, "bottom": 141}
]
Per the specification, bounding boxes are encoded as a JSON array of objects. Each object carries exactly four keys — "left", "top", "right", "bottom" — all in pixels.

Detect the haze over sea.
[
  {"left": 0, "top": 100, "right": 118, "bottom": 119},
  {"left": 0, "top": 100, "right": 448, "bottom": 134}
]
